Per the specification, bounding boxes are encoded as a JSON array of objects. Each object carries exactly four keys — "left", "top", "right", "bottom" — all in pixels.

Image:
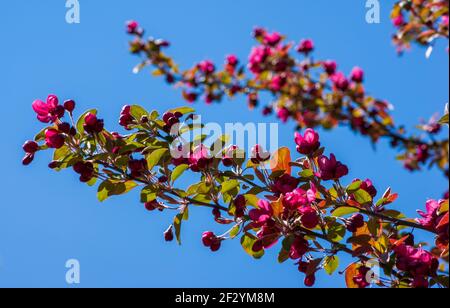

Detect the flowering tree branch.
[
  {"left": 22, "top": 95, "right": 449, "bottom": 288},
  {"left": 391, "top": 0, "right": 449, "bottom": 55},
  {"left": 126, "top": 22, "right": 449, "bottom": 178}
]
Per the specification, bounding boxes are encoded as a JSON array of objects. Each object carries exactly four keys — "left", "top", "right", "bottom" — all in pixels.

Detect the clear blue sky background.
[{"left": 1, "top": 1, "right": 448, "bottom": 288}]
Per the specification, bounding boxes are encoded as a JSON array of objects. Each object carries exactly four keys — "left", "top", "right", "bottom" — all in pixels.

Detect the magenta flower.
[
  {"left": 23, "top": 141, "right": 39, "bottom": 154},
  {"left": 394, "top": 244, "right": 438, "bottom": 278},
  {"left": 126, "top": 20, "right": 140, "bottom": 34},
  {"left": 119, "top": 105, "right": 134, "bottom": 130},
  {"left": 83, "top": 113, "right": 104, "bottom": 134},
  {"left": 202, "top": 231, "right": 221, "bottom": 252},
  {"left": 416, "top": 199, "right": 441, "bottom": 230},
  {"left": 350, "top": 67, "right": 364, "bottom": 83},
  {"left": 226, "top": 54, "right": 239, "bottom": 67},
  {"left": 331, "top": 72, "right": 349, "bottom": 91},
  {"left": 277, "top": 107, "right": 290, "bottom": 123},
  {"left": 323, "top": 60, "right": 337, "bottom": 75},
  {"left": 32, "top": 95, "right": 65, "bottom": 123},
  {"left": 270, "top": 75, "right": 286, "bottom": 91},
  {"left": 284, "top": 188, "right": 308, "bottom": 210},
  {"left": 189, "top": 145, "right": 212, "bottom": 171},
  {"left": 263, "top": 32, "right": 282, "bottom": 47},
  {"left": 45, "top": 129, "right": 65, "bottom": 149},
  {"left": 294, "top": 129, "right": 321, "bottom": 155},
  {"left": 271, "top": 174, "right": 299, "bottom": 195},
  {"left": 345, "top": 214, "right": 365, "bottom": 233},
  {"left": 299, "top": 206, "right": 319, "bottom": 229},
  {"left": 289, "top": 236, "right": 309, "bottom": 259},
  {"left": 297, "top": 39, "right": 314, "bottom": 54},
  {"left": 63, "top": 100, "right": 76, "bottom": 113},
  {"left": 248, "top": 46, "right": 272, "bottom": 74},
  {"left": 249, "top": 200, "right": 273, "bottom": 226},
  {"left": 284, "top": 183, "right": 317, "bottom": 210},
  {"left": 316, "top": 154, "right": 349, "bottom": 181},
  {"left": 392, "top": 15, "right": 405, "bottom": 27},
  {"left": 198, "top": 60, "right": 215, "bottom": 74}
]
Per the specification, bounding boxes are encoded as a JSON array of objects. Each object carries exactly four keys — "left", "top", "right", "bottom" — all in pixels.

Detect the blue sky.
[{"left": 0, "top": 0, "right": 448, "bottom": 288}]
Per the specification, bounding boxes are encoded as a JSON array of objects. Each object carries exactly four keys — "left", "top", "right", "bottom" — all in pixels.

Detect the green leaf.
[
  {"left": 221, "top": 180, "right": 240, "bottom": 194},
  {"left": 229, "top": 225, "right": 240, "bottom": 239},
  {"left": 381, "top": 210, "right": 405, "bottom": 219},
  {"left": 346, "top": 181, "right": 362, "bottom": 193},
  {"left": 53, "top": 145, "right": 71, "bottom": 162},
  {"left": 438, "top": 113, "right": 449, "bottom": 125},
  {"left": 353, "top": 189, "right": 373, "bottom": 205},
  {"left": 146, "top": 148, "right": 168, "bottom": 170},
  {"left": 327, "top": 222, "right": 346, "bottom": 242},
  {"left": 130, "top": 105, "right": 148, "bottom": 120},
  {"left": 140, "top": 186, "right": 158, "bottom": 203},
  {"left": 173, "top": 213, "right": 183, "bottom": 245},
  {"left": 34, "top": 127, "right": 49, "bottom": 142},
  {"left": 278, "top": 249, "right": 290, "bottom": 264},
  {"left": 332, "top": 206, "right": 360, "bottom": 217},
  {"left": 299, "top": 169, "right": 314, "bottom": 179},
  {"left": 171, "top": 164, "right": 189, "bottom": 183},
  {"left": 76, "top": 109, "right": 97, "bottom": 134},
  {"left": 244, "top": 194, "right": 259, "bottom": 207},
  {"left": 97, "top": 180, "right": 138, "bottom": 202},
  {"left": 324, "top": 256, "right": 339, "bottom": 275},
  {"left": 240, "top": 234, "right": 264, "bottom": 259},
  {"left": 168, "top": 106, "right": 195, "bottom": 115}
]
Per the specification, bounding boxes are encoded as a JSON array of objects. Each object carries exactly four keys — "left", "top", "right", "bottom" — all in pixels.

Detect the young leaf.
[
  {"left": 171, "top": 164, "right": 189, "bottom": 183},
  {"left": 270, "top": 147, "right": 292, "bottom": 175},
  {"left": 324, "top": 256, "right": 339, "bottom": 275},
  {"left": 146, "top": 148, "right": 168, "bottom": 170}
]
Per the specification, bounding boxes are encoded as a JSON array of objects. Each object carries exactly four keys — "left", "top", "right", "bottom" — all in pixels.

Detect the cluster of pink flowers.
[{"left": 393, "top": 244, "right": 439, "bottom": 288}]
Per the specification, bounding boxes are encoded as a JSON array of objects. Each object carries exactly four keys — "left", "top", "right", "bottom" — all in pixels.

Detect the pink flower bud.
[
  {"left": 294, "top": 129, "right": 321, "bottom": 155},
  {"left": 23, "top": 141, "right": 39, "bottom": 154},
  {"left": 45, "top": 129, "right": 65, "bottom": 149},
  {"left": 63, "top": 100, "right": 76, "bottom": 113},
  {"left": 297, "top": 39, "right": 314, "bottom": 54},
  {"left": 350, "top": 67, "right": 364, "bottom": 83}
]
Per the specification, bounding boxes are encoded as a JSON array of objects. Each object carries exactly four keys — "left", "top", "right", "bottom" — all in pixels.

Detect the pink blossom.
[
  {"left": 297, "top": 39, "right": 314, "bottom": 54},
  {"left": 32, "top": 95, "right": 65, "bottom": 123},
  {"left": 323, "top": 60, "right": 337, "bottom": 75},
  {"left": 277, "top": 107, "right": 290, "bottom": 123},
  {"left": 226, "top": 54, "right": 239, "bottom": 67},
  {"left": 248, "top": 46, "right": 272, "bottom": 74},
  {"left": 350, "top": 67, "right": 364, "bottom": 83},
  {"left": 271, "top": 174, "right": 299, "bottom": 195},
  {"left": 392, "top": 15, "right": 405, "bottom": 27},
  {"left": 394, "top": 244, "right": 438, "bottom": 277},
  {"left": 249, "top": 200, "right": 273, "bottom": 226},
  {"left": 299, "top": 206, "right": 319, "bottom": 229},
  {"left": 45, "top": 129, "right": 65, "bottom": 149},
  {"left": 263, "top": 32, "right": 282, "bottom": 46},
  {"left": 23, "top": 141, "right": 39, "bottom": 154},
  {"left": 270, "top": 75, "right": 286, "bottom": 91},
  {"left": 416, "top": 199, "right": 441, "bottom": 230},
  {"left": 294, "top": 129, "right": 321, "bottom": 155},
  {"left": 289, "top": 236, "right": 309, "bottom": 259},
  {"left": 126, "top": 20, "right": 140, "bottom": 34},
  {"left": 316, "top": 154, "right": 349, "bottom": 181},
  {"left": 189, "top": 145, "right": 212, "bottom": 171},
  {"left": 83, "top": 113, "right": 104, "bottom": 134},
  {"left": 331, "top": 72, "right": 350, "bottom": 91},
  {"left": 198, "top": 60, "right": 215, "bottom": 74}
]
